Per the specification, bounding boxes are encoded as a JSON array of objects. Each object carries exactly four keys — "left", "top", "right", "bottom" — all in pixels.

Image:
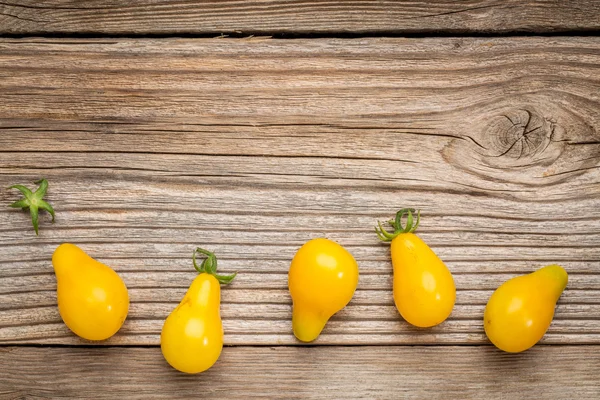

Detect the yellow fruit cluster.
[{"left": 51, "top": 208, "right": 567, "bottom": 375}]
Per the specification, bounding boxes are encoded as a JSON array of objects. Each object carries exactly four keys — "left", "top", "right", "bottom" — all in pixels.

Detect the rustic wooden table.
[{"left": 1, "top": 1, "right": 600, "bottom": 399}]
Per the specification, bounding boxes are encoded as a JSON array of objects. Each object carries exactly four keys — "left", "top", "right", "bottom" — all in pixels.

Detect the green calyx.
[
  {"left": 7, "top": 179, "right": 55, "bottom": 235},
  {"left": 375, "top": 208, "right": 421, "bottom": 242},
  {"left": 192, "top": 247, "right": 237, "bottom": 285}
]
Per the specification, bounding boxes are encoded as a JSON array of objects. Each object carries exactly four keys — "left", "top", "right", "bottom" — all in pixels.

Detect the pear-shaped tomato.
[
  {"left": 161, "top": 248, "right": 236, "bottom": 374},
  {"left": 52, "top": 243, "right": 129, "bottom": 341},
  {"left": 485, "top": 264, "right": 568, "bottom": 353},
  {"left": 376, "top": 209, "right": 455, "bottom": 327},
  {"left": 288, "top": 238, "right": 359, "bottom": 342}
]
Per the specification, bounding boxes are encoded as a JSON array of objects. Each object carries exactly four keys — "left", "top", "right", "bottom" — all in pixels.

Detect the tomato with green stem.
[
  {"left": 161, "top": 248, "right": 236, "bottom": 374},
  {"left": 376, "top": 209, "right": 455, "bottom": 328}
]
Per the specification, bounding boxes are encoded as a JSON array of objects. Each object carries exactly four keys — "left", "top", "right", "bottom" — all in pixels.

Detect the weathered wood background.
[
  {"left": 0, "top": 1, "right": 599, "bottom": 399},
  {"left": 0, "top": 0, "right": 599, "bottom": 34}
]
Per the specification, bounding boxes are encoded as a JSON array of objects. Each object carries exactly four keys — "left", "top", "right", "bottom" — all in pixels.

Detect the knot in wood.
[
  {"left": 488, "top": 109, "right": 557, "bottom": 162},
  {"left": 442, "top": 101, "right": 599, "bottom": 185}
]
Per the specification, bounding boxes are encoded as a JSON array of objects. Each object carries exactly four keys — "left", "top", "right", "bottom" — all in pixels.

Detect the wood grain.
[
  {"left": 0, "top": 1, "right": 599, "bottom": 35},
  {"left": 0, "top": 37, "right": 599, "bottom": 346},
  {"left": 1, "top": 346, "right": 599, "bottom": 399}
]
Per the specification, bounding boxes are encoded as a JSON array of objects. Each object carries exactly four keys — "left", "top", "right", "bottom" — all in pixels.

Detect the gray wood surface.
[
  {"left": 0, "top": 37, "right": 598, "bottom": 347},
  {"left": 1, "top": 346, "right": 599, "bottom": 399},
  {"left": 0, "top": 0, "right": 599, "bottom": 35},
  {"left": 0, "top": 36, "right": 599, "bottom": 398}
]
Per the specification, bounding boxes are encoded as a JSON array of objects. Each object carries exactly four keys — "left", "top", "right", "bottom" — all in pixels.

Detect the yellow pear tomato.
[
  {"left": 52, "top": 243, "right": 129, "bottom": 341},
  {"left": 485, "top": 264, "right": 568, "bottom": 353},
  {"left": 288, "top": 238, "right": 359, "bottom": 342},
  {"left": 376, "top": 209, "right": 455, "bottom": 327},
  {"left": 161, "top": 248, "right": 236, "bottom": 374}
]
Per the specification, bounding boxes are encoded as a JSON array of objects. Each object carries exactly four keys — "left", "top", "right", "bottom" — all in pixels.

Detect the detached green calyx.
[
  {"left": 375, "top": 208, "right": 421, "bottom": 242},
  {"left": 8, "top": 179, "right": 55, "bottom": 235},
  {"left": 192, "top": 247, "right": 237, "bottom": 285}
]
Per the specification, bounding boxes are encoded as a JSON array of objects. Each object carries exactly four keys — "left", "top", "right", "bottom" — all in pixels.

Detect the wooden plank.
[
  {"left": 0, "top": 1, "right": 599, "bottom": 35},
  {"left": 1, "top": 346, "right": 599, "bottom": 399},
  {"left": 0, "top": 37, "right": 598, "bottom": 346}
]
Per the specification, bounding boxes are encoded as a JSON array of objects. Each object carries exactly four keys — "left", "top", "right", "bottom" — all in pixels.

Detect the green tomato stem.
[
  {"left": 192, "top": 247, "right": 237, "bottom": 285},
  {"left": 7, "top": 178, "right": 55, "bottom": 235},
  {"left": 375, "top": 208, "right": 421, "bottom": 242}
]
